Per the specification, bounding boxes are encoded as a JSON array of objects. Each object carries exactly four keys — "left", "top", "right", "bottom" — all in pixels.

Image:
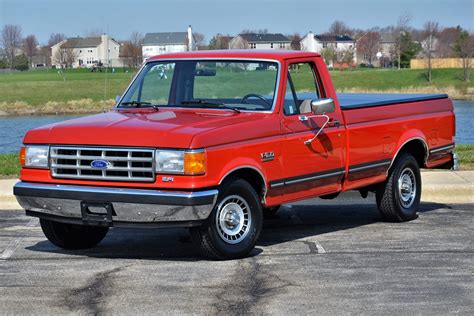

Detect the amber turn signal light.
[
  {"left": 19, "top": 147, "right": 26, "bottom": 166},
  {"left": 184, "top": 151, "right": 206, "bottom": 175}
]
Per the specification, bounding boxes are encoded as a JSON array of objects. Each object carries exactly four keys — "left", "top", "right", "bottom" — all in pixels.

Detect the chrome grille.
[{"left": 50, "top": 146, "right": 155, "bottom": 182}]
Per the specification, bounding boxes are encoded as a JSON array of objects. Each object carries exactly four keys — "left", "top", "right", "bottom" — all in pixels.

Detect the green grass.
[
  {"left": 456, "top": 144, "right": 474, "bottom": 170},
  {"left": 1, "top": 144, "right": 472, "bottom": 177},
  {"left": 0, "top": 67, "right": 472, "bottom": 115},
  {"left": 0, "top": 154, "right": 20, "bottom": 177}
]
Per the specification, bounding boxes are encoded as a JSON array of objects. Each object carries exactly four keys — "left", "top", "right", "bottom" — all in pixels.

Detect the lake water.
[{"left": 0, "top": 100, "right": 472, "bottom": 154}]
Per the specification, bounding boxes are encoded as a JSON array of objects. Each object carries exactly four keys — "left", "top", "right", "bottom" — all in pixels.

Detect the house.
[
  {"left": 229, "top": 33, "right": 291, "bottom": 50},
  {"left": 300, "top": 32, "right": 356, "bottom": 67},
  {"left": 51, "top": 34, "right": 123, "bottom": 68},
  {"left": 142, "top": 26, "right": 196, "bottom": 60},
  {"left": 300, "top": 32, "right": 355, "bottom": 53}
]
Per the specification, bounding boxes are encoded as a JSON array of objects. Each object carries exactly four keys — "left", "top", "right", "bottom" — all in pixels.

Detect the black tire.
[
  {"left": 263, "top": 205, "right": 281, "bottom": 218},
  {"left": 376, "top": 153, "right": 421, "bottom": 222},
  {"left": 40, "top": 219, "right": 109, "bottom": 249},
  {"left": 190, "top": 178, "right": 263, "bottom": 260}
]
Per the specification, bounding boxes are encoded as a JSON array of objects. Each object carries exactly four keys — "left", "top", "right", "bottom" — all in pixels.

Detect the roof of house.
[
  {"left": 314, "top": 34, "right": 354, "bottom": 42},
  {"left": 239, "top": 33, "right": 290, "bottom": 43},
  {"left": 143, "top": 32, "right": 189, "bottom": 46},
  {"left": 62, "top": 37, "right": 102, "bottom": 48}
]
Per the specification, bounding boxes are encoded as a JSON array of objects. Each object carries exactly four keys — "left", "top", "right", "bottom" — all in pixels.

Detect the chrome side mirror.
[{"left": 311, "top": 98, "right": 335, "bottom": 115}]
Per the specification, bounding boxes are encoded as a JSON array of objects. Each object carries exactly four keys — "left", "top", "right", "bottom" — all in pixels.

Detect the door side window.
[{"left": 284, "top": 63, "right": 321, "bottom": 115}]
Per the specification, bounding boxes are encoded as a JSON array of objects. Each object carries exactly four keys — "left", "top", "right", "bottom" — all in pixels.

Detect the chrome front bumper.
[{"left": 14, "top": 182, "right": 218, "bottom": 227}]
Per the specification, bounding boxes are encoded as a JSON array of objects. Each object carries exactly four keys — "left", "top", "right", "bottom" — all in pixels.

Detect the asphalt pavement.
[{"left": 0, "top": 192, "right": 472, "bottom": 314}]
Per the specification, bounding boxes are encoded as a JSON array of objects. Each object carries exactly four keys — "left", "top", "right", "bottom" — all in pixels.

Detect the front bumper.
[{"left": 14, "top": 182, "right": 218, "bottom": 227}]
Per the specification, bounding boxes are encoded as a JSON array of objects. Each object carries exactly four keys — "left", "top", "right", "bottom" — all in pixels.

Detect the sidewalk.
[{"left": 0, "top": 171, "right": 472, "bottom": 210}]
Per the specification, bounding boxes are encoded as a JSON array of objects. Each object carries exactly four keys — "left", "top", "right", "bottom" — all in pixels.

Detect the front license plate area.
[{"left": 80, "top": 201, "right": 115, "bottom": 226}]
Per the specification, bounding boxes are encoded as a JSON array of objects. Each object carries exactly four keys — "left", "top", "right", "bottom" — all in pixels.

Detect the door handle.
[{"left": 327, "top": 119, "right": 340, "bottom": 127}]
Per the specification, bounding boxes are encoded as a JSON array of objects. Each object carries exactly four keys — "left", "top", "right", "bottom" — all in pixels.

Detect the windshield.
[{"left": 118, "top": 60, "right": 279, "bottom": 111}]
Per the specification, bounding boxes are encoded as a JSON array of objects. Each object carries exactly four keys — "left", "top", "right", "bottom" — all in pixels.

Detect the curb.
[{"left": 1, "top": 172, "right": 472, "bottom": 210}]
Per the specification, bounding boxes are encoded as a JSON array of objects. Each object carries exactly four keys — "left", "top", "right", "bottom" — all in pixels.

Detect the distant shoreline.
[{"left": 0, "top": 90, "right": 472, "bottom": 116}]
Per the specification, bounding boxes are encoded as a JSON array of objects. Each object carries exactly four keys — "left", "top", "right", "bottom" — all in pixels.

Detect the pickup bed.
[{"left": 14, "top": 51, "right": 455, "bottom": 259}]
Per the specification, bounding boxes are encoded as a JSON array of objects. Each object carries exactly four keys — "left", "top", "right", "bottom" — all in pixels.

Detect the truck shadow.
[{"left": 25, "top": 200, "right": 451, "bottom": 261}]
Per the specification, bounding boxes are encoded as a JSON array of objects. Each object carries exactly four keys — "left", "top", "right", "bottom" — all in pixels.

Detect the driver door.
[{"left": 279, "top": 61, "right": 345, "bottom": 201}]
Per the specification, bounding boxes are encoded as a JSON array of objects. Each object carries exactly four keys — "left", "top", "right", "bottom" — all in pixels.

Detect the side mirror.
[{"left": 311, "top": 98, "right": 335, "bottom": 115}]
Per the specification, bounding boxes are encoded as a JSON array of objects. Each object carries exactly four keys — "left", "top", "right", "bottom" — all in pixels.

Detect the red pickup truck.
[{"left": 14, "top": 51, "right": 455, "bottom": 259}]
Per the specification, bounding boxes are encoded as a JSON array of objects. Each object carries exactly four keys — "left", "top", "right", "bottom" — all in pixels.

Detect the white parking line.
[{"left": 0, "top": 218, "right": 38, "bottom": 260}]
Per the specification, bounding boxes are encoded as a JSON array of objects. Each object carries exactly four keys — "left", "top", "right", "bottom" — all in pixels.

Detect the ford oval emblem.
[{"left": 90, "top": 159, "right": 110, "bottom": 169}]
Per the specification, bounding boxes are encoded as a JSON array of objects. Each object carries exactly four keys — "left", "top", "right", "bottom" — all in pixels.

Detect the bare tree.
[
  {"left": 122, "top": 32, "right": 143, "bottom": 68},
  {"left": 453, "top": 27, "right": 474, "bottom": 82},
  {"left": 48, "top": 33, "right": 66, "bottom": 47},
  {"left": 438, "top": 27, "right": 460, "bottom": 58},
  {"left": 84, "top": 28, "right": 103, "bottom": 37},
  {"left": 421, "top": 21, "right": 439, "bottom": 82},
  {"left": 393, "top": 13, "right": 412, "bottom": 69},
  {"left": 289, "top": 33, "right": 301, "bottom": 50},
  {"left": 1, "top": 24, "right": 22, "bottom": 69},
  {"left": 193, "top": 32, "right": 205, "bottom": 46},
  {"left": 327, "top": 20, "right": 353, "bottom": 36},
  {"left": 23, "top": 35, "right": 38, "bottom": 67},
  {"left": 53, "top": 46, "right": 77, "bottom": 69},
  {"left": 357, "top": 31, "right": 381, "bottom": 66},
  {"left": 241, "top": 29, "right": 268, "bottom": 35},
  {"left": 321, "top": 47, "right": 336, "bottom": 67},
  {"left": 209, "top": 34, "right": 231, "bottom": 50}
]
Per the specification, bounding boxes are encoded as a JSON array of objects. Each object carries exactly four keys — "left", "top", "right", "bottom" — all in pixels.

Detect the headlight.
[
  {"left": 20, "top": 145, "right": 49, "bottom": 168},
  {"left": 155, "top": 149, "right": 206, "bottom": 175}
]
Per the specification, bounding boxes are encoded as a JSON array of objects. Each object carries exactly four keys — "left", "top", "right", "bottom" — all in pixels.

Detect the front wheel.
[
  {"left": 40, "top": 219, "right": 109, "bottom": 249},
  {"left": 190, "top": 178, "right": 263, "bottom": 260},
  {"left": 376, "top": 153, "right": 421, "bottom": 222}
]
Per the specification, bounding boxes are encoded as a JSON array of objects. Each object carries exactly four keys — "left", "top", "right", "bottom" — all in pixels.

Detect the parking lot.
[{"left": 1, "top": 193, "right": 472, "bottom": 314}]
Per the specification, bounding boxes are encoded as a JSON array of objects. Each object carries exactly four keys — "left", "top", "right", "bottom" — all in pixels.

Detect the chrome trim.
[
  {"left": 15, "top": 182, "right": 219, "bottom": 223},
  {"left": 284, "top": 170, "right": 345, "bottom": 185},
  {"left": 218, "top": 165, "right": 268, "bottom": 203},
  {"left": 430, "top": 144, "right": 455, "bottom": 154},
  {"left": 388, "top": 137, "right": 429, "bottom": 172},
  {"left": 115, "top": 57, "right": 282, "bottom": 114},
  {"left": 348, "top": 161, "right": 391, "bottom": 173},
  {"left": 50, "top": 146, "right": 155, "bottom": 182}
]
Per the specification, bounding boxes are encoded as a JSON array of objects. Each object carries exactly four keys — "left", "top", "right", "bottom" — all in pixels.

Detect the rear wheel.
[
  {"left": 376, "top": 153, "right": 421, "bottom": 222},
  {"left": 40, "top": 219, "right": 109, "bottom": 249},
  {"left": 190, "top": 178, "right": 263, "bottom": 260}
]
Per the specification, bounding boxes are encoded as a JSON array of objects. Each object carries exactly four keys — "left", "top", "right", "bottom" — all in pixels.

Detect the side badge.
[{"left": 261, "top": 152, "right": 275, "bottom": 162}]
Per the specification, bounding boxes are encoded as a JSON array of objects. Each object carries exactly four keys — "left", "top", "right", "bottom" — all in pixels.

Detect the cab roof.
[{"left": 147, "top": 50, "right": 321, "bottom": 62}]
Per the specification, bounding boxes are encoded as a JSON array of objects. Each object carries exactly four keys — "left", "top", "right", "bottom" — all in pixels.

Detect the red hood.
[{"left": 24, "top": 108, "right": 280, "bottom": 149}]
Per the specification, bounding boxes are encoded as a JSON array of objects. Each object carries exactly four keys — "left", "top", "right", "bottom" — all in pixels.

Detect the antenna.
[{"left": 104, "top": 24, "right": 109, "bottom": 104}]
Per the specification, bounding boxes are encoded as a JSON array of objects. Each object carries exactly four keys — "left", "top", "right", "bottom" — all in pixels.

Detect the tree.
[
  {"left": 84, "top": 29, "right": 103, "bottom": 37},
  {"left": 438, "top": 27, "right": 460, "bottom": 58},
  {"left": 121, "top": 32, "right": 143, "bottom": 68},
  {"left": 421, "top": 21, "right": 439, "bottom": 82},
  {"left": 393, "top": 13, "right": 412, "bottom": 69},
  {"left": 327, "top": 20, "right": 353, "bottom": 36},
  {"left": 23, "top": 34, "right": 38, "bottom": 67},
  {"left": 48, "top": 33, "right": 66, "bottom": 47},
  {"left": 453, "top": 27, "right": 474, "bottom": 82},
  {"left": 321, "top": 47, "right": 336, "bottom": 67},
  {"left": 398, "top": 32, "right": 420, "bottom": 68},
  {"left": 1, "top": 24, "right": 22, "bottom": 70},
  {"left": 289, "top": 33, "right": 301, "bottom": 50},
  {"left": 357, "top": 31, "right": 381, "bottom": 65},
  {"left": 53, "top": 45, "right": 77, "bottom": 69},
  {"left": 193, "top": 32, "right": 205, "bottom": 46},
  {"left": 208, "top": 34, "right": 231, "bottom": 50}
]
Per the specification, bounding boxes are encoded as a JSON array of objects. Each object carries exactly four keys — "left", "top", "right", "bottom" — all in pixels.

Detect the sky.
[{"left": 1, "top": 0, "right": 473, "bottom": 44}]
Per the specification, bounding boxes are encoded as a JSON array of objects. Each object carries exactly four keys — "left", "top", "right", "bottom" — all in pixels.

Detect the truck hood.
[{"left": 24, "top": 108, "right": 279, "bottom": 148}]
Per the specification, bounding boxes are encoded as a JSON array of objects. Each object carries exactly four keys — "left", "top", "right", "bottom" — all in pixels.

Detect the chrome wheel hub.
[
  {"left": 398, "top": 168, "right": 416, "bottom": 208},
  {"left": 215, "top": 195, "right": 251, "bottom": 244}
]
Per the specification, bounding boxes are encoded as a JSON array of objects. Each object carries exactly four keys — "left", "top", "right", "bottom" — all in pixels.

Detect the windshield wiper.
[
  {"left": 181, "top": 99, "right": 240, "bottom": 113},
  {"left": 120, "top": 101, "right": 152, "bottom": 107}
]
